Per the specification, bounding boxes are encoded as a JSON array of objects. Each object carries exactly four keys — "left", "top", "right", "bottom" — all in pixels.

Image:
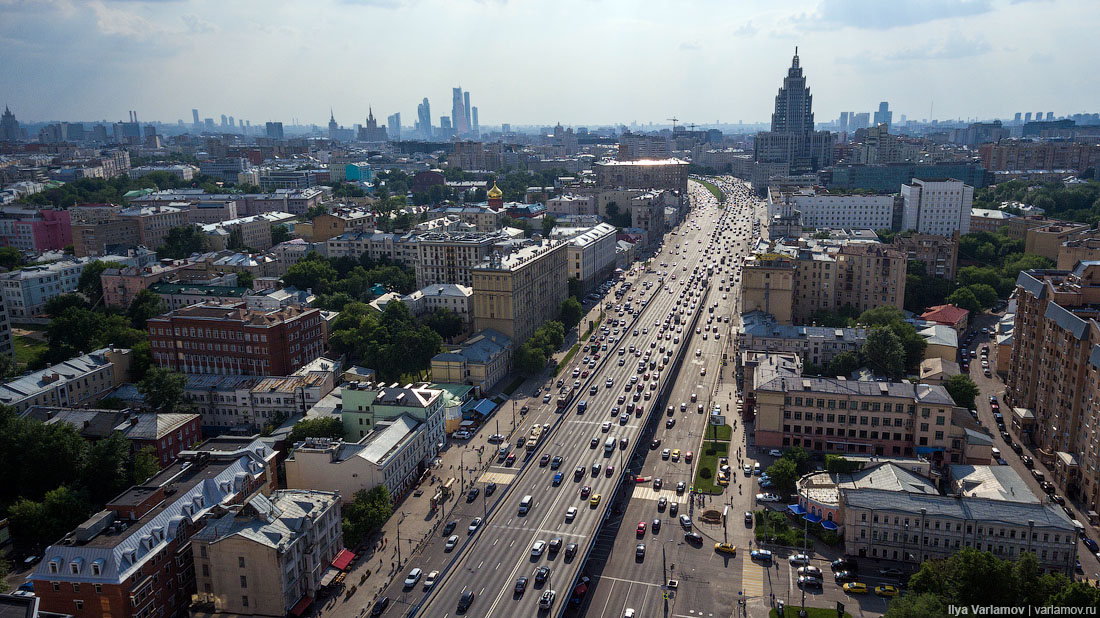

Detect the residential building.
[
  {"left": 618, "top": 132, "right": 671, "bottom": 161},
  {"left": 183, "top": 200, "right": 239, "bottom": 225},
  {"left": 184, "top": 368, "right": 336, "bottom": 434},
  {"left": 737, "top": 310, "right": 867, "bottom": 367},
  {"left": 29, "top": 437, "right": 276, "bottom": 618},
  {"left": 740, "top": 253, "right": 796, "bottom": 324},
  {"left": 0, "top": 259, "right": 87, "bottom": 318},
  {"left": 920, "top": 304, "right": 970, "bottom": 334},
  {"left": 428, "top": 206, "right": 501, "bottom": 233},
  {"left": 191, "top": 490, "right": 342, "bottom": 617},
  {"left": 147, "top": 282, "right": 250, "bottom": 311},
  {"left": 834, "top": 243, "right": 907, "bottom": 315},
  {"left": 147, "top": 302, "right": 326, "bottom": 376},
  {"left": 918, "top": 358, "right": 960, "bottom": 385},
  {"left": 452, "top": 141, "right": 502, "bottom": 171},
  {"left": 71, "top": 217, "right": 140, "bottom": 257},
  {"left": 0, "top": 294, "right": 13, "bottom": 360},
  {"left": 767, "top": 186, "right": 896, "bottom": 231},
  {"left": 415, "top": 232, "right": 503, "bottom": 289},
  {"left": 1057, "top": 233, "right": 1100, "bottom": 270},
  {"left": 749, "top": 351, "right": 991, "bottom": 464},
  {"left": 594, "top": 159, "right": 689, "bottom": 194},
  {"left": 969, "top": 208, "right": 1016, "bottom": 234},
  {"left": 20, "top": 408, "right": 201, "bottom": 467},
  {"left": 244, "top": 286, "right": 317, "bottom": 312},
  {"left": 892, "top": 232, "right": 958, "bottom": 279},
  {"left": 550, "top": 223, "right": 618, "bottom": 293},
  {"left": 0, "top": 347, "right": 131, "bottom": 412},
  {"left": 545, "top": 194, "right": 598, "bottom": 217},
  {"left": 310, "top": 208, "right": 374, "bottom": 242},
  {"left": 629, "top": 190, "right": 670, "bottom": 247},
  {"left": 1025, "top": 222, "right": 1092, "bottom": 261},
  {"left": 753, "top": 49, "right": 835, "bottom": 174},
  {"left": 431, "top": 328, "right": 512, "bottom": 391},
  {"left": 199, "top": 212, "right": 295, "bottom": 251},
  {"left": 0, "top": 207, "right": 71, "bottom": 251},
  {"left": 979, "top": 140, "right": 1100, "bottom": 172},
  {"left": 117, "top": 205, "right": 186, "bottom": 249},
  {"left": 901, "top": 179, "right": 974, "bottom": 237},
  {"left": 340, "top": 382, "right": 445, "bottom": 441},
  {"left": 401, "top": 283, "right": 473, "bottom": 322},
  {"left": 128, "top": 165, "right": 195, "bottom": 181},
  {"left": 794, "top": 461, "right": 937, "bottom": 527},
  {"left": 471, "top": 239, "right": 568, "bottom": 344},
  {"left": 919, "top": 324, "right": 959, "bottom": 362},
  {"left": 101, "top": 262, "right": 189, "bottom": 308}
]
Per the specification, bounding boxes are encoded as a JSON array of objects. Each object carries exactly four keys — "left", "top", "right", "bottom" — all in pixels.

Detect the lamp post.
[{"left": 799, "top": 513, "right": 809, "bottom": 616}]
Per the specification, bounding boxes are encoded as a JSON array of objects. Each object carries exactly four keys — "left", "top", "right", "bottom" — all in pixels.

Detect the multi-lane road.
[{"left": 373, "top": 177, "right": 761, "bottom": 618}]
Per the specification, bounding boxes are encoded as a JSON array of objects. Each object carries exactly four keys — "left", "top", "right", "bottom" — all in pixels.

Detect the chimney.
[{"left": 130, "top": 415, "right": 139, "bottom": 426}]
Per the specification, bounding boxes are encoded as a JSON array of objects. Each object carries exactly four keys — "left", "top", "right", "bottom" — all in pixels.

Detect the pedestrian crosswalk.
[
  {"left": 480, "top": 470, "right": 517, "bottom": 485},
  {"left": 741, "top": 559, "right": 765, "bottom": 598},
  {"left": 630, "top": 486, "right": 684, "bottom": 504}
]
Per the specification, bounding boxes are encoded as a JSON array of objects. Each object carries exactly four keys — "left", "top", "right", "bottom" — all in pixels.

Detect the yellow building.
[
  {"left": 740, "top": 253, "right": 795, "bottom": 324},
  {"left": 472, "top": 239, "right": 568, "bottom": 344}
]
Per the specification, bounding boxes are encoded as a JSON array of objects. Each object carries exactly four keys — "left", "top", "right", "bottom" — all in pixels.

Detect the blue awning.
[
  {"left": 803, "top": 513, "right": 823, "bottom": 524},
  {"left": 788, "top": 504, "right": 806, "bottom": 515},
  {"left": 821, "top": 520, "right": 839, "bottom": 531},
  {"left": 472, "top": 399, "right": 497, "bottom": 416}
]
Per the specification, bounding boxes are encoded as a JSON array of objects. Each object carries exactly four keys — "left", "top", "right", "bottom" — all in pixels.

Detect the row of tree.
[
  {"left": 973, "top": 177, "right": 1100, "bottom": 225},
  {"left": 282, "top": 252, "right": 417, "bottom": 310},
  {"left": 17, "top": 171, "right": 230, "bottom": 209}
]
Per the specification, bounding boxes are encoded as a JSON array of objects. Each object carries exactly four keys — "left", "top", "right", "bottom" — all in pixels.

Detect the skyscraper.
[
  {"left": 1014, "top": 112, "right": 1022, "bottom": 125},
  {"left": 1024, "top": 112, "right": 1032, "bottom": 123},
  {"left": 328, "top": 109, "right": 339, "bottom": 140},
  {"left": 463, "top": 91, "right": 472, "bottom": 136},
  {"left": 471, "top": 106, "right": 479, "bottom": 138},
  {"left": 266, "top": 122, "right": 284, "bottom": 139},
  {"left": 753, "top": 48, "right": 834, "bottom": 175},
  {"left": 452, "top": 88, "right": 468, "bottom": 135},
  {"left": 192, "top": 108, "right": 200, "bottom": 126},
  {"left": 873, "top": 102, "right": 892, "bottom": 130},
  {"left": 838, "top": 111, "right": 849, "bottom": 134},
  {"left": 1, "top": 106, "right": 20, "bottom": 141},
  {"left": 1046, "top": 112, "right": 1054, "bottom": 121},
  {"left": 220, "top": 114, "right": 228, "bottom": 127},
  {"left": 387, "top": 113, "right": 401, "bottom": 141},
  {"left": 417, "top": 97, "right": 432, "bottom": 139}
]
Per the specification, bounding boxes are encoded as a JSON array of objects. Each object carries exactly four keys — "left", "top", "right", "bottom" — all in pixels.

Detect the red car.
[
  {"left": 637, "top": 521, "right": 647, "bottom": 536},
  {"left": 580, "top": 485, "right": 591, "bottom": 499}
]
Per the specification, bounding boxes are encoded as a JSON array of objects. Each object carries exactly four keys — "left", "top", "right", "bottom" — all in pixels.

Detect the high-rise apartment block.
[
  {"left": 901, "top": 179, "right": 974, "bottom": 237},
  {"left": 892, "top": 232, "right": 959, "bottom": 279}
]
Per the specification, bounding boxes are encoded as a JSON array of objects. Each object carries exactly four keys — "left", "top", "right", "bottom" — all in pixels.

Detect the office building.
[
  {"left": 191, "top": 490, "right": 342, "bottom": 617},
  {"left": 594, "top": 159, "right": 689, "bottom": 194},
  {"left": 431, "top": 328, "right": 512, "bottom": 391},
  {"left": 969, "top": 208, "right": 1016, "bottom": 234},
  {"left": 822, "top": 162, "right": 990, "bottom": 193},
  {"left": 901, "top": 179, "right": 974, "bottom": 237},
  {"left": 387, "top": 112, "right": 401, "bottom": 141},
  {"left": 117, "top": 204, "right": 187, "bottom": 248},
  {"left": 452, "top": 88, "right": 468, "bottom": 135},
  {"left": 471, "top": 106, "right": 479, "bottom": 137},
  {"left": 753, "top": 49, "right": 835, "bottom": 174},
  {"left": 766, "top": 186, "right": 896, "bottom": 231},
  {"left": 550, "top": 223, "right": 618, "bottom": 293},
  {"left": 471, "top": 239, "right": 568, "bottom": 344},
  {"left": 29, "top": 437, "right": 276, "bottom": 618},
  {"left": 417, "top": 97, "right": 431, "bottom": 139},
  {"left": 463, "top": 91, "right": 472, "bottom": 136},
  {"left": 415, "top": 231, "right": 504, "bottom": 288},
  {"left": 198, "top": 211, "right": 295, "bottom": 251},
  {"left": 873, "top": 101, "right": 892, "bottom": 130},
  {"left": 2, "top": 105, "right": 22, "bottom": 141},
  {"left": 147, "top": 302, "right": 326, "bottom": 376},
  {"left": 265, "top": 122, "right": 284, "bottom": 139},
  {"left": 737, "top": 310, "right": 867, "bottom": 367}
]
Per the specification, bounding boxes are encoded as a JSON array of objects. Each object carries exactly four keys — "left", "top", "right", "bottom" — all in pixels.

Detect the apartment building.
[
  {"left": 471, "top": 239, "right": 568, "bottom": 344},
  {"left": 429, "top": 206, "right": 502, "bottom": 233},
  {"left": 767, "top": 186, "right": 896, "bottom": 231},
  {"left": 117, "top": 205, "right": 187, "bottom": 249},
  {"left": 1007, "top": 264, "right": 1100, "bottom": 512},
  {"left": 146, "top": 282, "right": 250, "bottom": 311},
  {"left": 101, "top": 262, "right": 189, "bottom": 308},
  {"left": 309, "top": 208, "right": 374, "bottom": 242},
  {"left": 594, "top": 158, "right": 689, "bottom": 194},
  {"left": 183, "top": 368, "right": 336, "bottom": 434},
  {"left": 550, "top": 223, "right": 618, "bottom": 294},
  {"left": 431, "top": 328, "right": 512, "bottom": 391},
  {"left": 415, "top": 232, "right": 503, "bottom": 289},
  {"left": 147, "top": 302, "right": 326, "bottom": 376},
  {"left": 979, "top": 140, "right": 1100, "bottom": 172},
  {"left": 834, "top": 243, "right": 907, "bottom": 314},
  {"left": 546, "top": 194, "right": 598, "bottom": 217},
  {"left": 1025, "top": 222, "right": 1092, "bottom": 261},
  {"left": 401, "top": 283, "right": 473, "bottom": 322},
  {"left": 629, "top": 191, "right": 670, "bottom": 247},
  {"left": 749, "top": 351, "right": 990, "bottom": 464},
  {"left": 0, "top": 259, "right": 86, "bottom": 318},
  {"left": 21, "top": 408, "right": 201, "bottom": 467},
  {"left": 0, "top": 294, "right": 13, "bottom": 360},
  {"left": 71, "top": 217, "right": 140, "bottom": 257},
  {"left": 737, "top": 310, "right": 867, "bottom": 367},
  {"left": 969, "top": 208, "right": 1016, "bottom": 234},
  {"left": 28, "top": 437, "right": 277, "bottom": 618},
  {"left": 183, "top": 200, "right": 238, "bottom": 225},
  {"left": 199, "top": 212, "right": 295, "bottom": 251},
  {"left": 0, "top": 207, "right": 71, "bottom": 251},
  {"left": 191, "top": 490, "right": 342, "bottom": 617},
  {"left": 892, "top": 232, "right": 958, "bottom": 279},
  {"left": 0, "top": 347, "right": 131, "bottom": 412},
  {"left": 901, "top": 179, "right": 974, "bottom": 237}
]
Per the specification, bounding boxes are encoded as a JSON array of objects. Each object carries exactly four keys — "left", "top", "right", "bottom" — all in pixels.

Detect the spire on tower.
[
  {"left": 792, "top": 46, "right": 800, "bottom": 68},
  {"left": 330, "top": 108, "right": 335, "bottom": 122}
]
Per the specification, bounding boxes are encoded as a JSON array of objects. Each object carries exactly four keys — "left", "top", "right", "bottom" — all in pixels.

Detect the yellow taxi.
[
  {"left": 589, "top": 493, "right": 602, "bottom": 507},
  {"left": 714, "top": 543, "right": 737, "bottom": 556},
  {"left": 842, "top": 582, "right": 869, "bottom": 594},
  {"left": 874, "top": 585, "right": 899, "bottom": 597},
  {"left": 716, "top": 472, "right": 730, "bottom": 486},
  {"left": 671, "top": 449, "right": 681, "bottom": 461}
]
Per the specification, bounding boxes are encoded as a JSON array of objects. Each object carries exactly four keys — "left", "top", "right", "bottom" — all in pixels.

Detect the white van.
[
  {"left": 604, "top": 437, "right": 616, "bottom": 453},
  {"left": 519, "top": 495, "right": 533, "bottom": 515},
  {"left": 991, "top": 447, "right": 1002, "bottom": 460}
]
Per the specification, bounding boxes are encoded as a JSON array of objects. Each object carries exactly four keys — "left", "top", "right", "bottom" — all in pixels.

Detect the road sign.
[{"left": 710, "top": 414, "right": 725, "bottom": 426}]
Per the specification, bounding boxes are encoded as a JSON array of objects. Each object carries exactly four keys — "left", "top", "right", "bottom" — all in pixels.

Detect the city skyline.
[{"left": 2, "top": 0, "right": 1098, "bottom": 127}]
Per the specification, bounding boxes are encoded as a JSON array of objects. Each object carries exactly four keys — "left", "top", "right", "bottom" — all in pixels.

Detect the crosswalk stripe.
[{"left": 741, "top": 559, "right": 765, "bottom": 598}]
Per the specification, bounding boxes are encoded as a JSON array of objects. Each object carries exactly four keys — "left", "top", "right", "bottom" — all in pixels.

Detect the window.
[
  {"left": 95, "top": 584, "right": 102, "bottom": 594},
  {"left": 74, "top": 601, "right": 83, "bottom": 611},
  {"left": 242, "top": 596, "right": 249, "bottom": 608},
  {"left": 238, "top": 556, "right": 246, "bottom": 568},
  {"left": 240, "top": 575, "right": 247, "bottom": 588},
  {"left": 73, "top": 583, "right": 80, "bottom": 593}
]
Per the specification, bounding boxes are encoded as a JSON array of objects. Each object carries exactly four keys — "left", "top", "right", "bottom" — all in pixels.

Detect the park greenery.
[
  {"left": 328, "top": 301, "right": 442, "bottom": 383},
  {"left": 883, "top": 548, "right": 1100, "bottom": 617},
  {"left": 805, "top": 307, "right": 927, "bottom": 378},
  {"left": 972, "top": 178, "right": 1100, "bottom": 225},
  {"left": 0, "top": 405, "right": 162, "bottom": 551},
  {"left": 16, "top": 171, "right": 230, "bottom": 209},
  {"left": 282, "top": 252, "right": 417, "bottom": 309}
]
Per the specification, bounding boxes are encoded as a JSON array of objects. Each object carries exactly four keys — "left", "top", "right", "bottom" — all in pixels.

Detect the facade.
[
  {"left": 754, "top": 50, "right": 835, "bottom": 174},
  {"left": 737, "top": 310, "right": 867, "bottom": 367},
  {"left": 183, "top": 200, "right": 238, "bottom": 225},
  {"left": 0, "top": 207, "right": 72, "bottom": 251},
  {"left": 833, "top": 243, "right": 907, "bottom": 315},
  {"left": 1057, "top": 234, "right": 1100, "bottom": 270},
  {"left": 969, "top": 208, "right": 1016, "bottom": 234},
  {"left": 823, "top": 162, "right": 991, "bottom": 193},
  {"left": 471, "top": 239, "right": 568, "bottom": 344},
  {"left": 28, "top": 437, "right": 277, "bottom": 618},
  {"left": 415, "top": 232, "right": 502, "bottom": 288},
  {"left": 1006, "top": 264, "right": 1100, "bottom": 512},
  {"left": 117, "top": 205, "right": 186, "bottom": 249},
  {"left": 184, "top": 369, "right": 336, "bottom": 434},
  {"left": 901, "top": 179, "right": 974, "bottom": 237},
  {"left": 0, "top": 347, "right": 131, "bottom": 412},
  {"left": 618, "top": 132, "right": 671, "bottom": 161},
  {"left": 0, "top": 294, "right": 13, "bottom": 360},
  {"left": 147, "top": 302, "right": 326, "bottom": 376},
  {"left": 979, "top": 140, "right": 1100, "bottom": 172},
  {"left": 892, "top": 232, "right": 959, "bottom": 279},
  {"left": 1025, "top": 222, "right": 1092, "bottom": 261},
  {"left": 146, "top": 282, "right": 250, "bottom": 311},
  {"left": 550, "top": 223, "right": 618, "bottom": 293},
  {"left": 766, "top": 187, "right": 895, "bottom": 231},
  {"left": 430, "top": 328, "right": 512, "bottom": 391},
  {"left": 198, "top": 158, "right": 251, "bottom": 184},
  {"left": 21, "top": 408, "right": 201, "bottom": 467},
  {"left": 199, "top": 212, "right": 295, "bottom": 251},
  {"left": 401, "top": 283, "right": 473, "bottom": 322},
  {"left": 0, "top": 259, "right": 87, "bottom": 318},
  {"left": 72, "top": 218, "right": 140, "bottom": 258},
  {"left": 191, "top": 490, "right": 342, "bottom": 617},
  {"left": 310, "top": 209, "right": 374, "bottom": 242},
  {"left": 545, "top": 194, "right": 598, "bottom": 217},
  {"left": 593, "top": 159, "right": 689, "bottom": 194},
  {"left": 920, "top": 304, "right": 970, "bottom": 334}
]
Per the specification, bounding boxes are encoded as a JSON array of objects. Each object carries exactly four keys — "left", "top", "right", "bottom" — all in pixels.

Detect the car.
[
  {"left": 534, "top": 565, "right": 550, "bottom": 584},
  {"left": 715, "top": 543, "right": 737, "bottom": 555},
  {"left": 551, "top": 456, "right": 563, "bottom": 469},
  {"left": 625, "top": 609, "right": 636, "bottom": 618},
  {"left": 750, "top": 549, "right": 773, "bottom": 562},
  {"left": 878, "top": 567, "right": 904, "bottom": 577},
  {"left": 590, "top": 493, "right": 602, "bottom": 506},
  {"left": 789, "top": 554, "right": 810, "bottom": 565},
  {"left": 538, "top": 589, "right": 556, "bottom": 609},
  {"left": 756, "top": 493, "right": 781, "bottom": 502},
  {"left": 505, "top": 452, "right": 517, "bottom": 465},
  {"left": 548, "top": 537, "right": 562, "bottom": 553},
  {"left": 798, "top": 575, "right": 823, "bottom": 588},
  {"left": 658, "top": 496, "right": 668, "bottom": 510},
  {"left": 468, "top": 517, "right": 483, "bottom": 532},
  {"left": 540, "top": 454, "right": 551, "bottom": 466},
  {"left": 670, "top": 502, "right": 679, "bottom": 516},
  {"left": 453, "top": 430, "right": 472, "bottom": 440},
  {"left": 565, "top": 542, "right": 578, "bottom": 559},
  {"left": 831, "top": 558, "right": 858, "bottom": 572},
  {"left": 514, "top": 576, "right": 529, "bottom": 595},
  {"left": 445, "top": 534, "right": 460, "bottom": 550},
  {"left": 620, "top": 412, "right": 630, "bottom": 423},
  {"left": 743, "top": 464, "right": 752, "bottom": 476},
  {"left": 590, "top": 437, "right": 599, "bottom": 448},
  {"left": 601, "top": 421, "right": 612, "bottom": 432},
  {"left": 1084, "top": 538, "right": 1100, "bottom": 553},
  {"left": 543, "top": 394, "right": 552, "bottom": 403},
  {"left": 676, "top": 481, "right": 686, "bottom": 493},
  {"left": 672, "top": 449, "right": 681, "bottom": 461},
  {"left": 636, "top": 543, "right": 646, "bottom": 559},
  {"left": 466, "top": 487, "right": 480, "bottom": 502},
  {"left": 834, "top": 570, "right": 858, "bottom": 582},
  {"left": 651, "top": 438, "right": 661, "bottom": 449},
  {"left": 652, "top": 517, "right": 662, "bottom": 532},
  {"left": 370, "top": 597, "right": 390, "bottom": 616},
  {"left": 768, "top": 449, "right": 783, "bottom": 457},
  {"left": 443, "top": 521, "right": 457, "bottom": 535},
  {"left": 485, "top": 482, "right": 497, "bottom": 496},
  {"left": 843, "top": 582, "right": 869, "bottom": 594},
  {"left": 654, "top": 478, "right": 663, "bottom": 490},
  {"left": 797, "top": 565, "right": 822, "bottom": 577},
  {"left": 531, "top": 540, "right": 547, "bottom": 556},
  {"left": 403, "top": 567, "right": 423, "bottom": 588},
  {"left": 679, "top": 514, "right": 693, "bottom": 530},
  {"left": 662, "top": 448, "right": 671, "bottom": 460},
  {"left": 592, "top": 462, "right": 602, "bottom": 475},
  {"left": 423, "top": 570, "right": 439, "bottom": 590},
  {"left": 875, "top": 585, "right": 900, "bottom": 597},
  {"left": 580, "top": 485, "right": 591, "bottom": 499},
  {"left": 565, "top": 506, "right": 578, "bottom": 522},
  {"left": 685, "top": 451, "right": 693, "bottom": 462},
  {"left": 606, "top": 464, "right": 615, "bottom": 476},
  {"left": 458, "top": 590, "right": 475, "bottom": 612}
]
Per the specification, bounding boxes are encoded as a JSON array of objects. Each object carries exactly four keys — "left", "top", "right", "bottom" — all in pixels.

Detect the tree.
[
  {"left": 0, "top": 246, "right": 22, "bottom": 269},
  {"left": 966, "top": 283, "right": 999, "bottom": 309},
  {"left": 944, "top": 374, "right": 980, "bottom": 409},
  {"left": 515, "top": 342, "right": 548, "bottom": 376},
  {"left": 83, "top": 432, "right": 133, "bottom": 504},
  {"left": 567, "top": 277, "right": 584, "bottom": 300},
  {"left": 559, "top": 297, "right": 584, "bottom": 331},
  {"left": 7, "top": 486, "right": 91, "bottom": 551},
  {"left": 271, "top": 224, "right": 293, "bottom": 245},
  {"left": 283, "top": 258, "right": 338, "bottom": 294},
  {"left": 825, "top": 351, "right": 860, "bottom": 377},
  {"left": 424, "top": 307, "right": 464, "bottom": 340},
  {"left": 127, "top": 289, "right": 166, "bottom": 328},
  {"left": 824, "top": 454, "right": 859, "bottom": 474},
  {"left": 227, "top": 226, "right": 245, "bottom": 250},
  {"left": 343, "top": 486, "right": 392, "bottom": 547},
  {"left": 861, "top": 326, "right": 906, "bottom": 380},
  {"left": 764, "top": 458, "right": 798, "bottom": 492},
  {"left": 138, "top": 367, "right": 187, "bottom": 412},
  {"left": 131, "top": 446, "right": 160, "bottom": 485},
  {"left": 882, "top": 592, "right": 949, "bottom": 618},
  {"left": 286, "top": 416, "right": 346, "bottom": 444},
  {"left": 159, "top": 225, "right": 208, "bottom": 259},
  {"left": 946, "top": 287, "right": 981, "bottom": 315},
  {"left": 45, "top": 308, "right": 146, "bottom": 364},
  {"left": 541, "top": 215, "right": 557, "bottom": 236},
  {"left": 77, "top": 260, "right": 124, "bottom": 306},
  {"left": 235, "top": 269, "right": 255, "bottom": 289},
  {"left": 45, "top": 293, "right": 91, "bottom": 316}
]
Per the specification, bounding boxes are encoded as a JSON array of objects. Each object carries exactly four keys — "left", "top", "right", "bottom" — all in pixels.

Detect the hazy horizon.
[{"left": 2, "top": 0, "right": 1097, "bottom": 128}]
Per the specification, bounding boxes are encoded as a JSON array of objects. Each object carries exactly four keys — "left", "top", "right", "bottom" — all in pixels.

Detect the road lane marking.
[
  {"left": 596, "top": 575, "right": 665, "bottom": 587},
  {"left": 741, "top": 558, "right": 765, "bottom": 598}
]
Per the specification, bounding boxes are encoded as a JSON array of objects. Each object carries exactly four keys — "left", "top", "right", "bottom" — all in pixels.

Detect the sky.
[{"left": 1, "top": 0, "right": 1097, "bottom": 128}]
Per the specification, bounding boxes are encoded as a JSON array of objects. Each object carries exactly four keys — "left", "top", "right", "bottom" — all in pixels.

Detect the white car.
[
  {"left": 424, "top": 570, "right": 439, "bottom": 589},
  {"left": 403, "top": 567, "right": 422, "bottom": 587},
  {"left": 768, "top": 449, "right": 783, "bottom": 457},
  {"left": 453, "top": 430, "right": 472, "bottom": 440},
  {"left": 789, "top": 553, "right": 811, "bottom": 565},
  {"left": 566, "top": 507, "right": 578, "bottom": 522},
  {"left": 531, "top": 540, "right": 547, "bottom": 556},
  {"left": 445, "top": 534, "right": 459, "bottom": 551}
]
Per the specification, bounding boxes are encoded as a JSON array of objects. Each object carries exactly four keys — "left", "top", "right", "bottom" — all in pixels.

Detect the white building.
[
  {"left": 183, "top": 366, "right": 337, "bottom": 433},
  {"left": 551, "top": 223, "right": 618, "bottom": 292},
  {"left": 545, "top": 194, "right": 597, "bottom": 217},
  {"left": 0, "top": 347, "right": 130, "bottom": 412},
  {"left": 402, "top": 283, "right": 473, "bottom": 322},
  {"left": 902, "top": 179, "right": 974, "bottom": 237},
  {"left": 768, "top": 186, "right": 896, "bottom": 231}
]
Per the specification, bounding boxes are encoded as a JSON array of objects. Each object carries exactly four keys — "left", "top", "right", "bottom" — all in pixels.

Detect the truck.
[{"left": 526, "top": 424, "right": 543, "bottom": 452}]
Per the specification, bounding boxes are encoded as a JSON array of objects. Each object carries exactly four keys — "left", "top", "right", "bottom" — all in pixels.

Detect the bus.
[{"left": 526, "top": 425, "right": 543, "bottom": 452}]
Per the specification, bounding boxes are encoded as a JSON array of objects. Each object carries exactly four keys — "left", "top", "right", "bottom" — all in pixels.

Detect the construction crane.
[
  {"left": 687, "top": 123, "right": 698, "bottom": 132},
  {"left": 667, "top": 117, "right": 679, "bottom": 130}
]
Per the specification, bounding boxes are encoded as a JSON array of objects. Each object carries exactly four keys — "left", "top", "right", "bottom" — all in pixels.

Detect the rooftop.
[
  {"left": 948, "top": 465, "right": 1039, "bottom": 503},
  {"left": 841, "top": 487, "right": 1073, "bottom": 530},
  {"left": 799, "top": 462, "right": 937, "bottom": 507},
  {"left": 0, "top": 348, "right": 122, "bottom": 407},
  {"left": 192, "top": 489, "right": 339, "bottom": 550},
  {"left": 21, "top": 408, "right": 197, "bottom": 441}
]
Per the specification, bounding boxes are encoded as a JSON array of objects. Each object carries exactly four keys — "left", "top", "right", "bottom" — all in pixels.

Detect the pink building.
[{"left": 0, "top": 208, "right": 72, "bottom": 251}]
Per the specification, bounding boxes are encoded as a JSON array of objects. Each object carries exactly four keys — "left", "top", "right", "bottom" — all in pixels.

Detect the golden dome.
[{"left": 487, "top": 182, "right": 503, "bottom": 199}]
